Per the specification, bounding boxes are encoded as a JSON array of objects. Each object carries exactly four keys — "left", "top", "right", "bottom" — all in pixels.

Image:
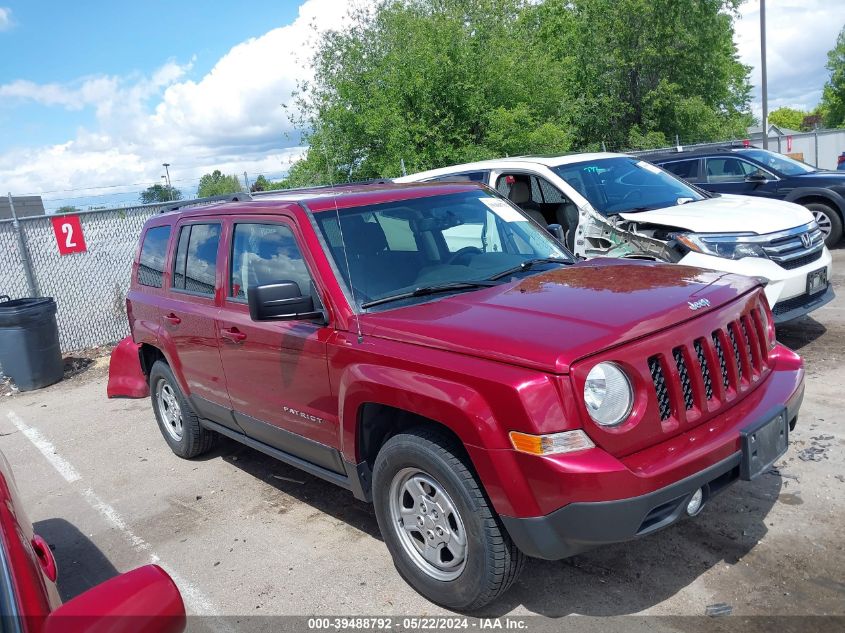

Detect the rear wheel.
[
  {"left": 372, "top": 428, "right": 524, "bottom": 611},
  {"left": 149, "top": 361, "right": 216, "bottom": 458},
  {"left": 804, "top": 202, "right": 842, "bottom": 247}
]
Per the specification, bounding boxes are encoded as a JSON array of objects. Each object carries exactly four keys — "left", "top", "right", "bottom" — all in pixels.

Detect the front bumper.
[
  {"left": 679, "top": 247, "right": 833, "bottom": 315},
  {"left": 502, "top": 451, "right": 741, "bottom": 560},
  {"left": 771, "top": 284, "right": 835, "bottom": 323},
  {"left": 497, "top": 356, "right": 805, "bottom": 560}
]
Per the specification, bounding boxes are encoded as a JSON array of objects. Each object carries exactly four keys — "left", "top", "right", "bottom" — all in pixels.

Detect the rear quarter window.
[{"left": 137, "top": 226, "right": 171, "bottom": 288}]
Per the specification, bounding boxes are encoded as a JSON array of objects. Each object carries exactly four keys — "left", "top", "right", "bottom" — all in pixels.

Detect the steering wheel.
[{"left": 446, "top": 246, "right": 483, "bottom": 266}]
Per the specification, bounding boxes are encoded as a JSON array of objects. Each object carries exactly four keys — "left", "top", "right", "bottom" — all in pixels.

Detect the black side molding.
[{"left": 198, "top": 417, "right": 371, "bottom": 502}]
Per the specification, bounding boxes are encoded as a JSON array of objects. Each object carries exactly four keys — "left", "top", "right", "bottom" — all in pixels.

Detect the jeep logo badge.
[
  {"left": 688, "top": 298, "right": 711, "bottom": 311},
  {"left": 801, "top": 232, "right": 812, "bottom": 248}
]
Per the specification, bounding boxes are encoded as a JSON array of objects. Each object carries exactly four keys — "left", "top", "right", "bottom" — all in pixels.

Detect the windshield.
[
  {"left": 551, "top": 157, "right": 705, "bottom": 215},
  {"left": 314, "top": 190, "right": 572, "bottom": 310},
  {"left": 739, "top": 149, "right": 816, "bottom": 176}
]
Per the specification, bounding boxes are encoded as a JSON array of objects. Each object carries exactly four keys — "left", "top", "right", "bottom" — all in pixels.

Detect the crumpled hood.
[
  {"left": 361, "top": 259, "right": 760, "bottom": 374},
  {"left": 619, "top": 194, "right": 814, "bottom": 234}
]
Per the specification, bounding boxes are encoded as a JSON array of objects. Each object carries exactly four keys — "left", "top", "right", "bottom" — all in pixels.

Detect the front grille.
[
  {"left": 673, "top": 348, "right": 695, "bottom": 410},
  {"left": 727, "top": 324, "right": 744, "bottom": 382},
  {"left": 649, "top": 357, "right": 672, "bottom": 421},
  {"left": 773, "top": 291, "right": 828, "bottom": 316},
  {"left": 712, "top": 332, "right": 730, "bottom": 389},
  {"left": 694, "top": 340, "right": 713, "bottom": 400},
  {"left": 646, "top": 303, "right": 771, "bottom": 422},
  {"left": 779, "top": 249, "right": 823, "bottom": 270},
  {"left": 761, "top": 223, "right": 824, "bottom": 270}
]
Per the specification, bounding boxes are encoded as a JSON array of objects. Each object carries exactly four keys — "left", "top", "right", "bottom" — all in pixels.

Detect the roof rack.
[
  {"left": 249, "top": 179, "right": 394, "bottom": 197},
  {"left": 159, "top": 192, "right": 253, "bottom": 213}
]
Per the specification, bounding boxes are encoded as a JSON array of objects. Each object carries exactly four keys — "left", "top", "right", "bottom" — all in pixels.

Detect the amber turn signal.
[{"left": 509, "top": 430, "right": 595, "bottom": 455}]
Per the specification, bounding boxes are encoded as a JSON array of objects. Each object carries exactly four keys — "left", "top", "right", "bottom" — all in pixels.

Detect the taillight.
[{"left": 838, "top": 153, "right": 845, "bottom": 165}]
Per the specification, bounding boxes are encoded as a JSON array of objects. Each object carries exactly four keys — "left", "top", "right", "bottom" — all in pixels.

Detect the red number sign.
[{"left": 51, "top": 215, "right": 88, "bottom": 255}]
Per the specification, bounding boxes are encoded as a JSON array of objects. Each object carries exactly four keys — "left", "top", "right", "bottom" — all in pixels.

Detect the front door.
[
  {"left": 703, "top": 157, "right": 780, "bottom": 198},
  {"left": 217, "top": 218, "right": 341, "bottom": 471}
]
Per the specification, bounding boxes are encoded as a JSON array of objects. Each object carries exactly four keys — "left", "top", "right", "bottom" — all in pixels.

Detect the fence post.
[
  {"left": 777, "top": 135, "right": 781, "bottom": 153},
  {"left": 814, "top": 131, "right": 819, "bottom": 167},
  {"left": 7, "top": 193, "right": 39, "bottom": 297}
]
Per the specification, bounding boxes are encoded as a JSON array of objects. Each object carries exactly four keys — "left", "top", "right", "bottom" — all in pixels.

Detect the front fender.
[
  {"left": 784, "top": 187, "right": 845, "bottom": 217},
  {"left": 337, "top": 363, "right": 505, "bottom": 459}
]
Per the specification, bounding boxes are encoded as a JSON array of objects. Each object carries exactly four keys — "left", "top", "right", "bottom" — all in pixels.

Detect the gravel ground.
[{"left": 0, "top": 251, "right": 843, "bottom": 626}]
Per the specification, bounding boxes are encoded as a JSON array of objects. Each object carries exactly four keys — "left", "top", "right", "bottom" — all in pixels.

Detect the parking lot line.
[
  {"left": 7, "top": 411, "right": 80, "bottom": 483},
  {"left": 6, "top": 408, "right": 230, "bottom": 624}
]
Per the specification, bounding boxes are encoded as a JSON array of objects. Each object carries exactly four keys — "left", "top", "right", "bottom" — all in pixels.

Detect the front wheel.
[
  {"left": 372, "top": 428, "right": 524, "bottom": 611},
  {"left": 805, "top": 202, "right": 843, "bottom": 247}
]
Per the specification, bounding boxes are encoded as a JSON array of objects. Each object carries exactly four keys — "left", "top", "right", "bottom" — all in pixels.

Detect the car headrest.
[
  {"left": 339, "top": 216, "right": 388, "bottom": 255},
  {"left": 508, "top": 181, "right": 531, "bottom": 205}
]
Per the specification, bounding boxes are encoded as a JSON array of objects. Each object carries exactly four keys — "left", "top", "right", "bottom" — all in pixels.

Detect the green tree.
[
  {"left": 821, "top": 25, "right": 845, "bottom": 127},
  {"left": 289, "top": 0, "right": 752, "bottom": 184},
  {"left": 140, "top": 184, "right": 182, "bottom": 204},
  {"left": 768, "top": 107, "right": 809, "bottom": 131},
  {"left": 56, "top": 205, "right": 82, "bottom": 214},
  {"left": 197, "top": 170, "right": 243, "bottom": 198}
]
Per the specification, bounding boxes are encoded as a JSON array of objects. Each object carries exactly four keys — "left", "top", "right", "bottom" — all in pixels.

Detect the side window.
[
  {"left": 706, "top": 157, "right": 751, "bottom": 183},
  {"left": 172, "top": 223, "right": 220, "bottom": 295},
  {"left": 662, "top": 159, "right": 700, "bottom": 182},
  {"left": 230, "top": 223, "right": 312, "bottom": 301},
  {"left": 427, "top": 171, "right": 488, "bottom": 183},
  {"left": 137, "top": 226, "right": 171, "bottom": 288}
]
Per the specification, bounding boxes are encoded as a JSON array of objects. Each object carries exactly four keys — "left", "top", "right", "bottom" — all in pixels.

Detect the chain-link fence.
[{"left": 0, "top": 195, "right": 247, "bottom": 353}]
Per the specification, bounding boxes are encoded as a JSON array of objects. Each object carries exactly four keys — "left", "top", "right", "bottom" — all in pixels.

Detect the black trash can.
[{"left": 0, "top": 296, "right": 64, "bottom": 391}]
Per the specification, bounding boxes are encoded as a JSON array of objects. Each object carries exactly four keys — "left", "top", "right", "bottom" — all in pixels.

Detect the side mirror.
[
  {"left": 43, "top": 565, "right": 185, "bottom": 633},
  {"left": 248, "top": 281, "right": 322, "bottom": 321},
  {"left": 546, "top": 223, "right": 565, "bottom": 242},
  {"left": 745, "top": 172, "right": 768, "bottom": 184}
]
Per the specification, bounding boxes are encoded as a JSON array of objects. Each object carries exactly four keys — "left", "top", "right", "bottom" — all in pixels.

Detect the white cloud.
[
  {"left": 0, "top": 0, "right": 359, "bottom": 207},
  {"left": 0, "top": 7, "right": 13, "bottom": 31},
  {"left": 735, "top": 0, "right": 845, "bottom": 119}
]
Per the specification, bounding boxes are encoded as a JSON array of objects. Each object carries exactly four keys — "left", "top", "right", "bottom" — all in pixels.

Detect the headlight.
[
  {"left": 584, "top": 362, "right": 633, "bottom": 426},
  {"left": 675, "top": 233, "right": 767, "bottom": 260}
]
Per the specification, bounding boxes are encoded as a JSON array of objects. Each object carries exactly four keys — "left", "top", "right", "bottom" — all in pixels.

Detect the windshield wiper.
[
  {"left": 360, "top": 280, "right": 501, "bottom": 309},
  {"left": 486, "top": 257, "right": 573, "bottom": 281}
]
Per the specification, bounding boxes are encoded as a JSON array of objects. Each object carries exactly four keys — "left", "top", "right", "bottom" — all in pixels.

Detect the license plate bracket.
[
  {"left": 740, "top": 409, "right": 789, "bottom": 481},
  {"left": 807, "top": 266, "right": 828, "bottom": 296}
]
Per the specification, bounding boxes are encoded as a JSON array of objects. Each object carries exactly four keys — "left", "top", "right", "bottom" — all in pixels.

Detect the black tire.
[
  {"left": 804, "top": 202, "right": 843, "bottom": 247},
  {"left": 149, "top": 360, "right": 216, "bottom": 459},
  {"left": 372, "top": 427, "right": 524, "bottom": 611}
]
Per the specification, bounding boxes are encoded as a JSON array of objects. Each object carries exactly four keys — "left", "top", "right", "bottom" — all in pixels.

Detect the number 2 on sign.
[
  {"left": 50, "top": 215, "right": 87, "bottom": 255},
  {"left": 62, "top": 223, "right": 77, "bottom": 248}
]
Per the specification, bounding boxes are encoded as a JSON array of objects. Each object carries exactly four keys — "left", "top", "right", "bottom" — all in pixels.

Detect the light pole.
[
  {"left": 162, "top": 163, "right": 172, "bottom": 201},
  {"left": 760, "top": 0, "right": 768, "bottom": 150}
]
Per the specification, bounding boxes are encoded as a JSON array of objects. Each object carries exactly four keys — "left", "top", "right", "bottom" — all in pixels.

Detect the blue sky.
[{"left": 0, "top": 0, "right": 843, "bottom": 211}]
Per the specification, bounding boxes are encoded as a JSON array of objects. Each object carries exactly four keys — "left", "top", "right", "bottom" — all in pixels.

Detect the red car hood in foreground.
[{"left": 362, "top": 260, "right": 759, "bottom": 374}]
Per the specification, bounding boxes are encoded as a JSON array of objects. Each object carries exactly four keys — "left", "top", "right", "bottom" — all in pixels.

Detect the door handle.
[
  {"left": 221, "top": 327, "right": 247, "bottom": 343},
  {"left": 164, "top": 313, "right": 181, "bottom": 325}
]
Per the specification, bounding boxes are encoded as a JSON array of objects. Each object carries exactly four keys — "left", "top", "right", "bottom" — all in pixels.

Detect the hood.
[
  {"left": 360, "top": 259, "right": 759, "bottom": 374},
  {"left": 790, "top": 170, "right": 845, "bottom": 185},
  {"left": 619, "top": 194, "right": 813, "bottom": 234}
]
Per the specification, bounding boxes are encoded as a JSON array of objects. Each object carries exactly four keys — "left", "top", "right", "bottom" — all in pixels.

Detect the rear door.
[
  {"left": 217, "top": 217, "right": 341, "bottom": 469},
  {"left": 162, "top": 219, "right": 233, "bottom": 421}
]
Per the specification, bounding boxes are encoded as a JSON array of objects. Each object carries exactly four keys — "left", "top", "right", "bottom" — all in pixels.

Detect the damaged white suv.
[{"left": 396, "top": 154, "right": 834, "bottom": 323}]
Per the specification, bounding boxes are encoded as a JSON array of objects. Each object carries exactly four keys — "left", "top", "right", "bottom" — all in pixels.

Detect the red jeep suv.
[{"left": 110, "top": 181, "right": 805, "bottom": 610}]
